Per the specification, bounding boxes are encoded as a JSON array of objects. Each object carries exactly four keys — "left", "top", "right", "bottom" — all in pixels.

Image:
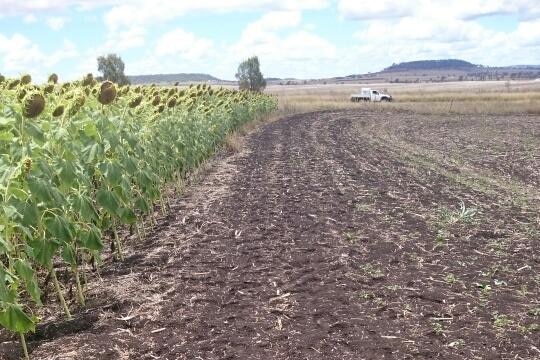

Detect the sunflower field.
[{"left": 0, "top": 73, "right": 277, "bottom": 358}]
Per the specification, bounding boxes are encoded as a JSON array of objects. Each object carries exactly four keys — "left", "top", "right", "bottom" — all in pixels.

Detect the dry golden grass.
[{"left": 268, "top": 80, "right": 540, "bottom": 115}]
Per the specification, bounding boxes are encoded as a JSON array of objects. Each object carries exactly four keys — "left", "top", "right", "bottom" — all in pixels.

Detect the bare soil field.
[{"left": 1, "top": 109, "right": 539, "bottom": 359}]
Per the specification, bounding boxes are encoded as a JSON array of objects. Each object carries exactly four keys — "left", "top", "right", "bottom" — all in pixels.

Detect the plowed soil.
[{"left": 1, "top": 110, "right": 539, "bottom": 360}]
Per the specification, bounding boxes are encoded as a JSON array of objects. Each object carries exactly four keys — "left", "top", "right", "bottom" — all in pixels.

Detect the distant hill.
[
  {"left": 325, "top": 59, "right": 540, "bottom": 85},
  {"left": 383, "top": 59, "right": 480, "bottom": 72},
  {"left": 128, "top": 73, "right": 222, "bottom": 85}
]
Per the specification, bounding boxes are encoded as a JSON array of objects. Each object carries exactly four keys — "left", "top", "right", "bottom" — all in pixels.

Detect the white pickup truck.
[{"left": 350, "top": 88, "right": 392, "bottom": 102}]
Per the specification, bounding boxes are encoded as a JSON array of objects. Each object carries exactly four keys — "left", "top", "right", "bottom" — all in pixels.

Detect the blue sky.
[{"left": 0, "top": 1, "right": 539, "bottom": 82}]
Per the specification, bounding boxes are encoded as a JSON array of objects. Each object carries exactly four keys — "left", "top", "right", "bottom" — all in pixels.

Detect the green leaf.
[
  {"left": 83, "top": 122, "right": 98, "bottom": 138},
  {"left": 58, "top": 160, "right": 77, "bottom": 187},
  {"left": 36, "top": 159, "right": 54, "bottom": 179},
  {"left": 99, "top": 161, "right": 122, "bottom": 185},
  {"left": 27, "top": 177, "right": 52, "bottom": 203},
  {"left": 14, "top": 259, "right": 42, "bottom": 306},
  {"left": 96, "top": 188, "right": 120, "bottom": 215},
  {"left": 72, "top": 195, "right": 98, "bottom": 222},
  {"left": 118, "top": 208, "right": 137, "bottom": 224},
  {"left": 136, "top": 171, "right": 153, "bottom": 192},
  {"left": 0, "top": 130, "right": 15, "bottom": 142},
  {"left": 86, "top": 143, "right": 100, "bottom": 164},
  {"left": 123, "top": 156, "right": 138, "bottom": 175},
  {"left": 44, "top": 215, "right": 74, "bottom": 243},
  {"left": 79, "top": 226, "right": 103, "bottom": 251},
  {"left": 0, "top": 304, "right": 36, "bottom": 333},
  {"left": 24, "top": 121, "right": 45, "bottom": 144},
  {"left": 7, "top": 184, "right": 27, "bottom": 201},
  {"left": 3, "top": 205, "right": 21, "bottom": 220},
  {"left": 0, "top": 117, "right": 15, "bottom": 126},
  {"left": 0, "top": 266, "right": 17, "bottom": 303},
  {"left": 135, "top": 197, "right": 149, "bottom": 214},
  {"left": 61, "top": 245, "right": 76, "bottom": 265},
  {"left": 0, "top": 234, "right": 12, "bottom": 254},
  {"left": 21, "top": 201, "right": 39, "bottom": 228},
  {"left": 27, "top": 238, "right": 60, "bottom": 267}
]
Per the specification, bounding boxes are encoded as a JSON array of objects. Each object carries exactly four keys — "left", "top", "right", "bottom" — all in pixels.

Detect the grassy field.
[{"left": 269, "top": 80, "right": 540, "bottom": 115}]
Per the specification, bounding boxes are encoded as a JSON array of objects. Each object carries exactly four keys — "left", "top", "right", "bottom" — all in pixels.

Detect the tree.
[
  {"left": 235, "top": 56, "right": 266, "bottom": 92},
  {"left": 97, "top": 54, "right": 130, "bottom": 85}
]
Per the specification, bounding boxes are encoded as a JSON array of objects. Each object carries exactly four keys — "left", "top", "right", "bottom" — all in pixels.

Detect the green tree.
[
  {"left": 235, "top": 56, "right": 266, "bottom": 92},
  {"left": 97, "top": 54, "right": 130, "bottom": 85}
]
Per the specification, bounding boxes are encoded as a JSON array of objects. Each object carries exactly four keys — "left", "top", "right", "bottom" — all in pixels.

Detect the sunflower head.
[
  {"left": 43, "top": 83, "right": 55, "bottom": 94},
  {"left": 128, "top": 95, "right": 143, "bottom": 108},
  {"left": 48, "top": 73, "right": 59, "bottom": 84},
  {"left": 82, "top": 73, "right": 95, "bottom": 87},
  {"left": 167, "top": 96, "right": 177, "bottom": 108},
  {"left": 22, "top": 91, "right": 46, "bottom": 118},
  {"left": 97, "top": 81, "right": 117, "bottom": 105},
  {"left": 52, "top": 104, "right": 65, "bottom": 117},
  {"left": 20, "top": 74, "right": 32, "bottom": 85},
  {"left": 8, "top": 79, "right": 20, "bottom": 90}
]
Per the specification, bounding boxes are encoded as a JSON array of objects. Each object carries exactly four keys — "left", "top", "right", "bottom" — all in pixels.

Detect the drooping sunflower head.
[
  {"left": 8, "top": 79, "right": 20, "bottom": 90},
  {"left": 82, "top": 73, "right": 95, "bottom": 87},
  {"left": 52, "top": 104, "right": 65, "bottom": 117},
  {"left": 42, "top": 83, "right": 55, "bottom": 94},
  {"left": 167, "top": 96, "right": 177, "bottom": 108},
  {"left": 22, "top": 90, "right": 46, "bottom": 118},
  {"left": 128, "top": 94, "right": 143, "bottom": 108},
  {"left": 48, "top": 73, "right": 59, "bottom": 84},
  {"left": 97, "top": 81, "right": 117, "bottom": 105},
  {"left": 20, "top": 74, "right": 32, "bottom": 85}
]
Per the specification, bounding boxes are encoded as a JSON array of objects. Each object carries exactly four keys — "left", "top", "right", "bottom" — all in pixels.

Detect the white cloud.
[
  {"left": 154, "top": 28, "right": 214, "bottom": 60},
  {"left": 0, "top": 0, "right": 121, "bottom": 15},
  {"left": 338, "top": 0, "right": 411, "bottom": 20},
  {"left": 104, "top": 26, "right": 146, "bottom": 51},
  {"left": 104, "top": 0, "right": 329, "bottom": 31},
  {"left": 23, "top": 14, "right": 37, "bottom": 23},
  {"left": 227, "top": 12, "right": 336, "bottom": 78},
  {"left": 346, "top": 13, "right": 540, "bottom": 73},
  {"left": 0, "top": 33, "right": 78, "bottom": 79},
  {"left": 46, "top": 17, "right": 67, "bottom": 30},
  {"left": 339, "top": 0, "right": 540, "bottom": 20}
]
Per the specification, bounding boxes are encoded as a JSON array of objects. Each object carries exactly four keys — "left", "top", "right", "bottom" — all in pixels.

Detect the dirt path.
[{"left": 1, "top": 110, "right": 539, "bottom": 360}]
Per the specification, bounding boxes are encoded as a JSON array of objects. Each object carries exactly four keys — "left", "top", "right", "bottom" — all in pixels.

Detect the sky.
[{"left": 0, "top": 0, "right": 539, "bottom": 82}]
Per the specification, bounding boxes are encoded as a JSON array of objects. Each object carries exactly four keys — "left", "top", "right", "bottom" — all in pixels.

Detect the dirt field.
[{"left": 1, "top": 109, "right": 539, "bottom": 359}]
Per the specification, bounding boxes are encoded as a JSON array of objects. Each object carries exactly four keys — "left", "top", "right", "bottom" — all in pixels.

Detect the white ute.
[{"left": 350, "top": 88, "right": 392, "bottom": 102}]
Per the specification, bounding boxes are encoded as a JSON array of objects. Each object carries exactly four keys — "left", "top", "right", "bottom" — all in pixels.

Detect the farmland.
[{"left": 0, "top": 78, "right": 538, "bottom": 358}]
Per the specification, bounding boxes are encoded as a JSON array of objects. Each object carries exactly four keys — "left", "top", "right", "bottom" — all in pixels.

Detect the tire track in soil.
[{"left": 1, "top": 110, "right": 538, "bottom": 360}]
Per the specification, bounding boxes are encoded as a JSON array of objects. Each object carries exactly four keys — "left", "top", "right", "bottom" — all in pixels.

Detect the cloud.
[
  {"left": 346, "top": 13, "right": 540, "bottom": 73},
  {"left": 46, "top": 17, "right": 67, "bottom": 30},
  {"left": 227, "top": 11, "right": 336, "bottom": 78},
  {"left": 338, "top": 0, "right": 540, "bottom": 20},
  {"left": 154, "top": 28, "right": 214, "bottom": 60},
  {"left": 338, "top": 0, "right": 411, "bottom": 20},
  {"left": 23, "top": 14, "right": 37, "bottom": 23},
  {"left": 0, "top": 33, "right": 78, "bottom": 79},
  {"left": 104, "top": 0, "right": 329, "bottom": 31},
  {"left": 0, "top": 0, "right": 121, "bottom": 15},
  {"left": 104, "top": 26, "right": 146, "bottom": 51}
]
